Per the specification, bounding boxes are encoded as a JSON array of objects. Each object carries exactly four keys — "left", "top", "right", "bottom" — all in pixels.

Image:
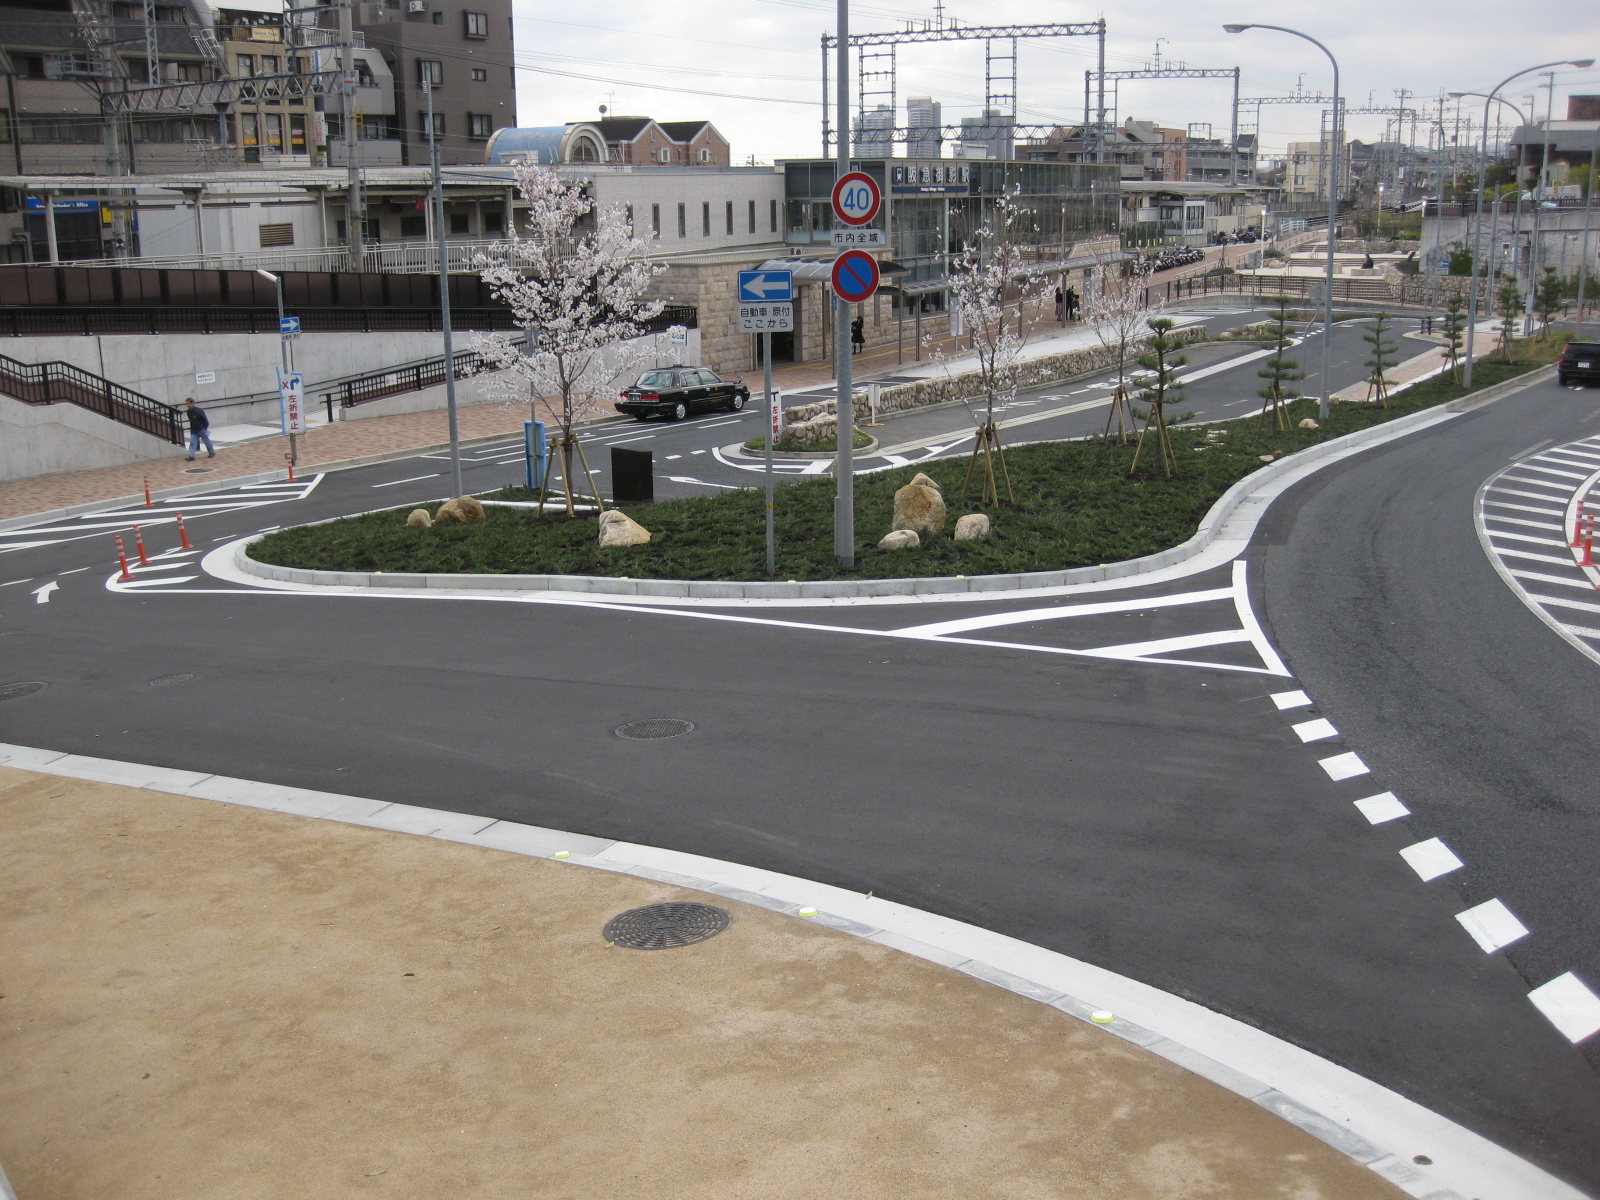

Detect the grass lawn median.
[{"left": 251, "top": 359, "right": 1540, "bottom": 583}]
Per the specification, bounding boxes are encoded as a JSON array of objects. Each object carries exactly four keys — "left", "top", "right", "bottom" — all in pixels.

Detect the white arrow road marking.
[{"left": 32, "top": 581, "right": 58, "bottom": 604}]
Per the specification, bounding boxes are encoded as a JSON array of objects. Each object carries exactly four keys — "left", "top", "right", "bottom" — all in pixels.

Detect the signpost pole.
[
  {"left": 763, "top": 332, "right": 776, "bottom": 576},
  {"left": 833, "top": 0, "right": 854, "bottom": 567}
]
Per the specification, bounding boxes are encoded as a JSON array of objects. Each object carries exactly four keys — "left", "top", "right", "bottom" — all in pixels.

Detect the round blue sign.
[{"left": 831, "top": 250, "right": 880, "bottom": 303}]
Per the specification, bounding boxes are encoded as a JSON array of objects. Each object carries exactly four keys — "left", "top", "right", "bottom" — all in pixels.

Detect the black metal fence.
[
  {"left": 0, "top": 353, "right": 183, "bottom": 443},
  {"left": 0, "top": 306, "right": 521, "bottom": 337}
]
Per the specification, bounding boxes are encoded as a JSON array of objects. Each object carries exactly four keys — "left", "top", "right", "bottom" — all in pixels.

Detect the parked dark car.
[
  {"left": 616, "top": 366, "right": 750, "bottom": 420},
  {"left": 1558, "top": 341, "right": 1600, "bottom": 388}
]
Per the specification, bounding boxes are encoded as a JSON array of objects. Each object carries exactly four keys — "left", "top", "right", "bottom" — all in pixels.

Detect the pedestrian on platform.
[
  {"left": 184, "top": 398, "right": 215, "bottom": 460},
  {"left": 851, "top": 315, "right": 865, "bottom": 355}
]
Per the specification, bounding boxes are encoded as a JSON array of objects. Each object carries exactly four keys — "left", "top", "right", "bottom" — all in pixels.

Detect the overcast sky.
[{"left": 508, "top": 0, "right": 1600, "bottom": 163}]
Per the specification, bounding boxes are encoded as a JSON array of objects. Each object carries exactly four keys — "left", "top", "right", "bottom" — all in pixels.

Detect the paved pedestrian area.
[{"left": 0, "top": 763, "right": 1405, "bottom": 1200}]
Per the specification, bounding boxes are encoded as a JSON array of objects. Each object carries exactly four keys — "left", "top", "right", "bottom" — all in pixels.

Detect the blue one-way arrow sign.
[{"left": 737, "top": 270, "right": 793, "bottom": 303}]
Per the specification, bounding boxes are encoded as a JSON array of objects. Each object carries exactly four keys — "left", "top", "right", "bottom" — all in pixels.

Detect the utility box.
[{"left": 611, "top": 447, "right": 654, "bottom": 504}]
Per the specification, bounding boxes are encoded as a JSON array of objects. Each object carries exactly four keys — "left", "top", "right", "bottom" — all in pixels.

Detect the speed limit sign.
[{"left": 832, "top": 171, "right": 881, "bottom": 227}]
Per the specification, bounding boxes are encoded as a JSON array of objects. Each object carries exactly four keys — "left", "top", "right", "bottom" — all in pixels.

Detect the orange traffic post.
[
  {"left": 132, "top": 524, "right": 150, "bottom": 566},
  {"left": 285, "top": 453, "right": 296, "bottom": 483},
  {"left": 175, "top": 510, "right": 193, "bottom": 551},
  {"left": 1581, "top": 537, "right": 1597, "bottom": 569},
  {"left": 143, "top": 475, "right": 153, "bottom": 506},
  {"left": 114, "top": 535, "right": 134, "bottom": 581}
]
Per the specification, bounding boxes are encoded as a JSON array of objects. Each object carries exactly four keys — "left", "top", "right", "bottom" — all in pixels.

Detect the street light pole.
[
  {"left": 424, "top": 75, "right": 463, "bottom": 499},
  {"left": 1450, "top": 92, "right": 1531, "bottom": 339},
  {"left": 1224, "top": 24, "right": 1339, "bottom": 419},
  {"left": 1458, "top": 59, "right": 1594, "bottom": 387},
  {"left": 833, "top": 0, "right": 854, "bottom": 566},
  {"left": 257, "top": 268, "right": 296, "bottom": 465}
]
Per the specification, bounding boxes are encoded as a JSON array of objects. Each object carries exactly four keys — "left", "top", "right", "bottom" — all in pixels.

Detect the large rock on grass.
[
  {"left": 434, "top": 495, "right": 486, "bottom": 524},
  {"left": 878, "top": 529, "right": 920, "bottom": 550},
  {"left": 891, "top": 472, "right": 946, "bottom": 537},
  {"left": 953, "top": 513, "right": 990, "bottom": 541},
  {"left": 598, "top": 509, "right": 651, "bottom": 547},
  {"left": 406, "top": 508, "right": 433, "bottom": 529}
]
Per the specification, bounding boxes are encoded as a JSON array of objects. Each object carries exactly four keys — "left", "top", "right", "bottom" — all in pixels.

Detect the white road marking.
[
  {"left": 1508, "top": 569, "right": 1594, "bottom": 590},
  {"left": 59, "top": 566, "right": 90, "bottom": 575},
  {"left": 1497, "top": 476, "right": 1569, "bottom": 493},
  {"left": 1527, "top": 973, "right": 1600, "bottom": 1043},
  {"left": 1398, "top": 838, "right": 1464, "bottom": 882},
  {"left": 598, "top": 434, "right": 656, "bottom": 445},
  {"left": 891, "top": 587, "right": 1233, "bottom": 638},
  {"left": 665, "top": 454, "right": 683, "bottom": 460},
  {"left": 1291, "top": 718, "right": 1339, "bottom": 742},
  {"left": 1269, "top": 689, "right": 1312, "bottom": 709},
  {"left": 664, "top": 477, "right": 741, "bottom": 489},
  {"left": 696, "top": 419, "right": 744, "bottom": 430},
  {"left": 1486, "top": 530, "right": 1568, "bottom": 547},
  {"left": 1455, "top": 898, "right": 1530, "bottom": 953},
  {"left": 1487, "top": 487, "right": 1570, "bottom": 505},
  {"left": 1558, "top": 623, "right": 1600, "bottom": 639},
  {"left": 1482, "top": 515, "right": 1564, "bottom": 531},
  {"left": 1082, "top": 629, "right": 1252, "bottom": 659},
  {"left": 1512, "top": 464, "right": 1587, "bottom": 481},
  {"left": 116, "top": 576, "right": 200, "bottom": 589},
  {"left": 1530, "top": 593, "right": 1600, "bottom": 615},
  {"left": 371, "top": 473, "right": 442, "bottom": 488},
  {"left": 1353, "top": 792, "right": 1409, "bottom": 824},
  {"left": 1483, "top": 500, "right": 1566, "bottom": 517},
  {"left": 799, "top": 459, "right": 831, "bottom": 475},
  {"left": 1318, "top": 752, "right": 1369, "bottom": 781},
  {"left": 1494, "top": 546, "right": 1583, "bottom": 566},
  {"left": 0, "top": 577, "right": 33, "bottom": 587},
  {"left": 690, "top": 449, "right": 706, "bottom": 455},
  {"left": 1511, "top": 438, "right": 1555, "bottom": 459},
  {"left": 31, "top": 581, "right": 57, "bottom": 604},
  {"left": 1173, "top": 347, "right": 1275, "bottom": 384}
]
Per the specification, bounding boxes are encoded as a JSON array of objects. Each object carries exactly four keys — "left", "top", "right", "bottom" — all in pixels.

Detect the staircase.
[{"left": 0, "top": 353, "right": 184, "bottom": 445}]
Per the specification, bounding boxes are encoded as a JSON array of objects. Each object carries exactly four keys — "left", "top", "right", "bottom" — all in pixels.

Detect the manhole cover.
[
  {"left": 604, "top": 902, "right": 729, "bottom": 950},
  {"left": 615, "top": 718, "right": 695, "bottom": 740},
  {"left": 183, "top": 467, "right": 217, "bottom": 474},
  {"left": 0, "top": 681, "right": 46, "bottom": 701},
  {"left": 149, "top": 673, "right": 195, "bottom": 688}
]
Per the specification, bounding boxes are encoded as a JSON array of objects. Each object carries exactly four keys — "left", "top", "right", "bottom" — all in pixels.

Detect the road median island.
[{"left": 247, "top": 360, "right": 1543, "bottom": 587}]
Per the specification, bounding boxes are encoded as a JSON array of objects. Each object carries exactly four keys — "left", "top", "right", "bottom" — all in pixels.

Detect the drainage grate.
[
  {"left": 149, "top": 673, "right": 195, "bottom": 688},
  {"left": 0, "top": 681, "right": 46, "bottom": 701},
  {"left": 615, "top": 718, "right": 695, "bottom": 741},
  {"left": 604, "top": 902, "right": 729, "bottom": 950}
]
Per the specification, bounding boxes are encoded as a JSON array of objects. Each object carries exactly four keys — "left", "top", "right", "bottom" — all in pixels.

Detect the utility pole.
[
  {"left": 1578, "top": 129, "right": 1598, "bottom": 334},
  {"left": 1525, "top": 73, "right": 1556, "bottom": 334},
  {"left": 339, "top": 0, "right": 364, "bottom": 266},
  {"left": 833, "top": 0, "right": 854, "bottom": 566},
  {"left": 424, "top": 75, "right": 463, "bottom": 498}
]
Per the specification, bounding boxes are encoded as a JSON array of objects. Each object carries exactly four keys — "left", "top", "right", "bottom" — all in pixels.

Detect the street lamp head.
[
  {"left": 1222, "top": 24, "right": 1251, "bottom": 34},
  {"left": 1570, "top": 59, "right": 1596, "bottom": 69},
  {"left": 1447, "top": 91, "right": 1469, "bottom": 99},
  {"left": 255, "top": 269, "right": 279, "bottom": 283}
]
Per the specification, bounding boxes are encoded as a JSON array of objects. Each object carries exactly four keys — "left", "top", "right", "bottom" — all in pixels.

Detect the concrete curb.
[
  {"left": 724, "top": 436, "right": 880, "bottom": 462},
  {"left": 236, "top": 401, "right": 1466, "bottom": 601},
  {"left": 0, "top": 739, "right": 1581, "bottom": 1200},
  {"left": 1448, "top": 363, "right": 1558, "bottom": 411}
]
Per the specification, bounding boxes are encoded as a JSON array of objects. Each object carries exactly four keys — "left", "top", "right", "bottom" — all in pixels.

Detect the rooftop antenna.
[{"left": 1152, "top": 38, "right": 1167, "bottom": 71}]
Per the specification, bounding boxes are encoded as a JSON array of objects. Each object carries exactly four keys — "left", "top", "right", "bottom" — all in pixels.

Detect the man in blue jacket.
[{"left": 185, "top": 398, "right": 215, "bottom": 461}]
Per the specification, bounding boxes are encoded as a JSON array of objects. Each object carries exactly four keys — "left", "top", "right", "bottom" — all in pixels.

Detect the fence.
[
  {"left": 0, "top": 352, "right": 183, "bottom": 443},
  {"left": 53, "top": 239, "right": 541, "bottom": 277},
  {"left": 0, "top": 306, "right": 520, "bottom": 337},
  {"left": 1138, "top": 271, "right": 1416, "bottom": 309}
]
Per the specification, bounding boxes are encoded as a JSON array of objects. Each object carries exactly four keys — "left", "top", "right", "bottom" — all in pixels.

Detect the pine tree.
[
  {"left": 1535, "top": 267, "right": 1564, "bottom": 337},
  {"left": 1440, "top": 294, "right": 1466, "bottom": 383},
  {"left": 1256, "top": 296, "right": 1303, "bottom": 432},
  {"left": 1130, "top": 317, "right": 1187, "bottom": 478},
  {"left": 1362, "top": 311, "right": 1399, "bottom": 407},
  {"left": 1496, "top": 280, "right": 1523, "bottom": 364}
]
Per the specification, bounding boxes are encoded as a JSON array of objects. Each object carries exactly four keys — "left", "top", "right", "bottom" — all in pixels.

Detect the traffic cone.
[
  {"left": 132, "top": 524, "right": 150, "bottom": 566},
  {"left": 114, "top": 535, "right": 134, "bottom": 581},
  {"left": 176, "top": 510, "right": 193, "bottom": 551}
]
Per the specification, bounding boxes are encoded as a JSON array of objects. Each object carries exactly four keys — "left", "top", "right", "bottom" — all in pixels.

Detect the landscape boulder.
[
  {"left": 953, "top": 513, "right": 990, "bottom": 541},
  {"left": 891, "top": 472, "right": 946, "bottom": 537},
  {"left": 878, "top": 529, "right": 921, "bottom": 550},
  {"left": 406, "top": 508, "right": 433, "bottom": 529},
  {"left": 1298, "top": 418, "right": 1320, "bottom": 429},
  {"left": 433, "top": 495, "right": 486, "bottom": 524},
  {"left": 598, "top": 509, "right": 651, "bottom": 547}
]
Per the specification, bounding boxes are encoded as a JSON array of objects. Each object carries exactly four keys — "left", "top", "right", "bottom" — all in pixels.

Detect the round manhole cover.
[
  {"left": 0, "top": 681, "right": 46, "bottom": 701},
  {"left": 604, "top": 902, "right": 729, "bottom": 950},
  {"left": 615, "top": 718, "right": 695, "bottom": 741},
  {"left": 149, "top": 673, "right": 195, "bottom": 688},
  {"left": 183, "top": 467, "right": 216, "bottom": 474}
]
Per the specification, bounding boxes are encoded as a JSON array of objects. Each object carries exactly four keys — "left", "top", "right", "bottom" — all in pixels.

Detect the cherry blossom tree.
[
  {"left": 1085, "top": 280, "right": 1161, "bottom": 444},
  {"left": 475, "top": 162, "right": 663, "bottom": 514}
]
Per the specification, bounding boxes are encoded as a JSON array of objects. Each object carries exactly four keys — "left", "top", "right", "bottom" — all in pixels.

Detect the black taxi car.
[
  {"left": 616, "top": 366, "right": 750, "bottom": 421},
  {"left": 1558, "top": 341, "right": 1600, "bottom": 388}
]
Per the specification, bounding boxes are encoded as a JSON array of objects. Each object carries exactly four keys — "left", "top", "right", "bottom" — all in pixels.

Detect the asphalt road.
[{"left": 3, "top": 329, "right": 1598, "bottom": 1191}]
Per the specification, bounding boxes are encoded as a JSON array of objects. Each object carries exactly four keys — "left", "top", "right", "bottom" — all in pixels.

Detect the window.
[
  {"left": 656, "top": 147, "right": 671, "bottom": 163},
  {"left": 677, "top": 202, "right": 685, "bottom": 238},
  {"left": 431, "top": 10, "right": 443, "bottom": 23},
  {"left": 702, "top": 201, "right": 710, "bottom": 236},
  {"left": 471, "top": 67, "right": 486, "bottom": 81},
  {"left": 240, "top": 111, "right": 258, "bottom": 147},
  {"left": 235, "top": 53, "right": 254, "bottom": 76},
  {"left": 18, "top": 116, "right": 102, "bottom": 144},
  {"left": 401, "top": 215, "right": 426, "bottom": 237},
  {"left": 289, "top": 113, "right": 306, "bottom": 152},
  {"left": 450, "top": 213, "right": 469, "bottom": 234},
  {"left": 258, "top": 222, "right": 294, "bottom": 247},
  {"left": 769, "top": 198, "right": 777, "bottom": 233},
  {"left": 697, "top": 147, "right": 711, "bottom": 163},
  {"left": 464, "top": 11, "right": 488, "bottom": 36},
  {"left": 419, "top": 111, "right": 445, "bottom": 138},
  {"left": 483, "top": 210, "right": 503, "bottom": 234},
  {"left": 265, "top": 112, "right": 283, "bottom": 151},
  {"left": 725, "top": 200, "right": 733, "bottom": 235},
  {"left": 748, "top": 199, "right": 755, "bottom": 234},
  {"left": 259, "top": 55, "right": 279, "bottom": 74},
  {"left": 651, "top": 203, "right": 660, "bottom": 237},
  {"left": 417, "top": 59, "right": 442, "bottom": 86},
  {"left": 467, "top": 113, "right": 492, "bottom": 139}
]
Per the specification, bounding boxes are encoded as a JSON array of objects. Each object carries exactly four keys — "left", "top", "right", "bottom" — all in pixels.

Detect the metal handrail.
[
  {"left": 0, "top": 352, "right": 183, "bottom": 443},
  {"left": 54, "top": 239, "right": 539, "bottom": 277}
]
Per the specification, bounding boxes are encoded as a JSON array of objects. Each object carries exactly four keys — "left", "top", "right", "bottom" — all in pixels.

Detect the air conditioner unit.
[{"left": 407, "top": 1, "right": 426, "bottom": 11}]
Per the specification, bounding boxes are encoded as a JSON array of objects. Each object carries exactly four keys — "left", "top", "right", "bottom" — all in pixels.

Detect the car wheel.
[
  {"left": 671, "top": 401, "right": 688, "bottom": 421},
  {"left": 728, "top": 392, "right": 747, "bottom": 411}
]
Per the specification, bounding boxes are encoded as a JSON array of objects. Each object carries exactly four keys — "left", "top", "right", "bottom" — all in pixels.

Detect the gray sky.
[{"left": 509, "top": 0, "right": 1600, "bottom": 162}]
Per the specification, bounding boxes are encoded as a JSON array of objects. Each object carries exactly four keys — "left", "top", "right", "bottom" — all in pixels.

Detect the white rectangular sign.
[
  {"left": 739, "top": 302, "right": 793, "bottom": 333},
  {"left": 832, "top": 227, "right": 884, "bottom": 248},
  {"left": 194, "top": 371, "right": 215, "bottom": 385},
  {"left": 276, "top": 366, "right": 307, "bottom": 435},
  {"left": 770, "top": 387, "right": 783, "bottom": 443}
]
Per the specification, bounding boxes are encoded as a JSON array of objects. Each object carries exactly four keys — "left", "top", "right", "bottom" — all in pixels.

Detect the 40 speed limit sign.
[{"left": 831, "top": 171, "right": 881, "bottom": 227}]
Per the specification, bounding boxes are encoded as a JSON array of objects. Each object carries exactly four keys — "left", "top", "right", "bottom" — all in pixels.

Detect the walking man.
[{"left": 185, "top": 398, "right": 215, "bottom": 460}]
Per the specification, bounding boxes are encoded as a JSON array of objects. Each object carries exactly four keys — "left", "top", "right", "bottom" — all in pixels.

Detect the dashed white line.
[
  {"left": 1291, "top": 718, "right": 1339, "bottom": 743},
  {"left": 1317, "top": 752, "right": 1369, "bottom": 781},
  {"left": 1527, "top": 973, "right": 1600, "bottom": 1043},
  {"left": 0, "top": 577, "right": 34, "bottom": 587},
  {"left": 371, "top": 473, "right": 441, "bottom": 488},
  {"left": 1269, "top": 690, "right": 1312, "bottom": 710},
  {"left": 1353, "top": 792, "right": 1409, "bottom": 824},
  {"left": 1455, "top": 899, "right": 1530, "bottom": 953},
  {"left": 1398, "top": 838, "right": 1464, "bottom": 882}
]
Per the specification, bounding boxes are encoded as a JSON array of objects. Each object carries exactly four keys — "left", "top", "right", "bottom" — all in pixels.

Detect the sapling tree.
[
  {"left": 1362, "top": 311, "right": 1399, "bottom": 407},
  {"left": 1256, "top": 296, "right": 1303, "bottom": 432},
  {"left": 1496, "top": 279, "right": 1523, "bottom": 364},
  {"left": 1440, "top": 294, "right": 1466, "bottom": 383},
  {"left": 475, "top": 161, "right": 664, "bottom": 515},
  {"left": 1130, "top": 317, "right": 1188, "bottom": 478},
  {"left": 1086, "top": 281, "right": 1161, "bottom": 444},
  {"left": 1535, "top": 267, "right": 1564, "bottom": 337}
]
